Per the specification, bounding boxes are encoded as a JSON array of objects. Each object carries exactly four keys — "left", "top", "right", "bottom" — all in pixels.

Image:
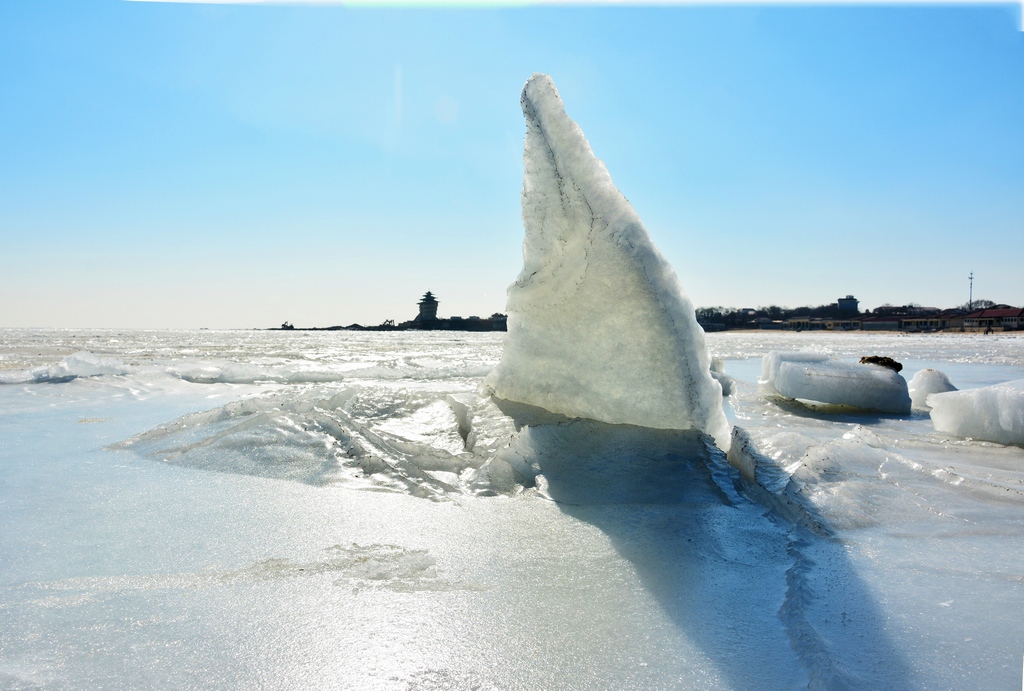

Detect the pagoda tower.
[{"left": 416, "top": 291, "right": 439, "bottom": 321}]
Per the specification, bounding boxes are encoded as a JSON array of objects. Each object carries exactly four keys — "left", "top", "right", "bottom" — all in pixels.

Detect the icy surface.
[
  {"left": 760, "top": 351, "right": 912, "bottom": 414},
  {"left": 0, "top": 350, "right": 129, "bottom": 384},
  {"left": 2, "top": 328, "right": 1024, "bottom": 689},
  {"left": 908, "top": 368, "right": 957, "bottom": 410},
  {"left": 930, "top": 379, "right": 1024, "bottom": 446},
  {"left": 483, "top": 75, "right": 728, "bottom": 448}
]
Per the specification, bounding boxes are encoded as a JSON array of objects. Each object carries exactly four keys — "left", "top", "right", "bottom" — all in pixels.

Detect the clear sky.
[{"left": 1, "top": 1, "right": 1022, "bottom": 328}]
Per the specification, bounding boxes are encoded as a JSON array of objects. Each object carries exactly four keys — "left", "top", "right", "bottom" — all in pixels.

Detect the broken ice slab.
[
  {"left": 929, "top": 379, "right": 1024, "bottom": 446},
  {"left": 759, "top": 351, "right": 911, "bottom": 414},
  {"left": 907, "top": 368, "right": 957, "bottom": 411}
]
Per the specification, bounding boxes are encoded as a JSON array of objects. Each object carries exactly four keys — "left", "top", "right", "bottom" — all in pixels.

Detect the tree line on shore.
[{"left": 695, "top": 300, "right": 999, "bottom": 330}]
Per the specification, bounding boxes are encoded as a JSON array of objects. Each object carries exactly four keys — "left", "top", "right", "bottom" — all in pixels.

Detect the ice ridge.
[
  {"left": 483, "top": 74, "right": 729, "bottom": 449},
  {"left": 0, "top": 351, "right": 129, "bottom": 385}
]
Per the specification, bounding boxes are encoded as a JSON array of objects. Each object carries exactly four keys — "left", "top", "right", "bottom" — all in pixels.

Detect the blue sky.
[{"left": 1, "top": 1, "right": 1022, "bottom": 328}]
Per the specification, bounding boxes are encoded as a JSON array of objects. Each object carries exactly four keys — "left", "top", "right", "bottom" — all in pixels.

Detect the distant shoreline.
[
  {"left": 716, "top": 329, "right": 1024, "bottom": 336},
  {"left": 263, "top": 326, "right": 1024, "bottom": 337}
]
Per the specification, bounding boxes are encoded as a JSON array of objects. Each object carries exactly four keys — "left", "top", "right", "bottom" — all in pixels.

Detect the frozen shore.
[{"left": 1, "top": 328, "right": 1023, "bottom": 689}]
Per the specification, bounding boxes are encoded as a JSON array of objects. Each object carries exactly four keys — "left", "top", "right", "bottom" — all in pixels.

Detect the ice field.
[
  {"left": 3, "top": 74, "right": 1023, "bottom": 689},
  {"left": 0, "top": 328, "right": 1023, "bottom": 689}
]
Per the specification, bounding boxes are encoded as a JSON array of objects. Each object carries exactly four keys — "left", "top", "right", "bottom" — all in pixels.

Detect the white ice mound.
[
  {"left": 929, "top": 379, "right": 1024, "bottom": 446},
  {"left": 482, "top": 74, "right": 729, "bottom": 449},
  {"left": 908, "top": 368, "right": 957, "bottom": 411},
  {"left": 760, "top": 352, "right": 911, "bottom": 414},
  {"left": 0, "top": 351, "right": 130, "bottom": 384}
]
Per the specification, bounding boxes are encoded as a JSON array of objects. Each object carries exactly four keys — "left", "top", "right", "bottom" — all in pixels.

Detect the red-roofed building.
[
  {"left": 963, "top": 307, "right": 1024, "bottom": 331},
  {"left": 900, "top": 309, "right": 966, "bottom": 332}
]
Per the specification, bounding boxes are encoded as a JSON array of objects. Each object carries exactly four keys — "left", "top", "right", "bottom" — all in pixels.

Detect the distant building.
[
  {"left": 858, "top": 316, "right": 901, "bottom": 331},
  {"left": 416, "top": 291, "right": 439, "bottom": 322},
  {"left": 824, "top": 318, "right": 859, "bottom": 331},
  {"left": 964, "top": 307, "right": 1024, "bottom": 331},
  {"left": 397, "top": 292, "right": 507, "bottom": 331},
  {"left": 900, "top": 309, "right": 965, "bottom": 332},
  {"left": 837, "top": 295, "right": 859, "bottom": 313},
  {"left": 784, "top": 317, "right": 821, "bottom": 331}
]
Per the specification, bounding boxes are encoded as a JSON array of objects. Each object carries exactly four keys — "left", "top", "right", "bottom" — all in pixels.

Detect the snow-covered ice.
[
  {"left": 908, "top": 367, "right": 957, "bottom": 410},
  {"left": 2, "top": 328, "right": 1024, "bottom": 689},
  {"left": 483, "top": 74, "right": 729, "bottom": 449},
  {"left": 0, "top": 350, "right": 130, "bottom": 384},
  {"left": 929, "top": 378, "right": 1024, "bottom": 446},
  {"left": 760, "top": 351, "right": 912, "bottom": 414}
]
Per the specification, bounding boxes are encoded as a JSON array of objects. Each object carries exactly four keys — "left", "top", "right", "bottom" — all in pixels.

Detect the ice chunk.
[
  {"left": 760, "top": 351, "right": 911, "bottom": 414},
  {"left": 0, "top": 351, "right": 130, "bottom": 384},
  {"left": 482, "top": 74, "right": 729, "bottom": 449},
  {"left": 710, "top": 357, "right": 734, "bottom": 396},
  {"left": 908, "top": 368, "right": 957, "bottom": 411},
  {"left": 929, "top": 379, "right": 1024, "bottom": 446}
]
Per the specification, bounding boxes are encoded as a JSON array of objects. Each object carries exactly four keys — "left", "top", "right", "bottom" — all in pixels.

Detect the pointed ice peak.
[{"left": 484, "top": 74, "right": 730, "bottom": 450}]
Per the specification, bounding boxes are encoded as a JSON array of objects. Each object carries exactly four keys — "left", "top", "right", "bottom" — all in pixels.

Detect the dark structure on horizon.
[
  {"left": 278, "top": 291, "right": 1020, "bottom": 335},
  {"left": 415, "top": 291, "right": 439, "bottom": 323},
  {"left": 397, "top": 291, "right": 507, "bottom": 332},
  {"left": 694, "top": 294, "right": 1023, "bottom": 334},
  {"left": 837, "top": 295, "right": 859, "bottom": 313},
  {"left": 272, "top": 291, "right": 507, "bottom": 332}
]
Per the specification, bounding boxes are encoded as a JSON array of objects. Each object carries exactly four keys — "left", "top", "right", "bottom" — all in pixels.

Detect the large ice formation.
[
  {"left": 482, "top": 74, "right": 729, "bottom": 449},
  {"left": 908, "top": 368, "right": 957, "bottom": 411},
  {"left": 760, "top": 352, "right": 911, "bottom": 414},
  {"left": 929, "top": 379, "right": 1024, "bottom": 446}
]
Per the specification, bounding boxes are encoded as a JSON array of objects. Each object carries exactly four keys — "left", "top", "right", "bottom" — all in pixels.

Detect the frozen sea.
[{"left": 1, "top": 328, "right": 1023, "bottom": 689}]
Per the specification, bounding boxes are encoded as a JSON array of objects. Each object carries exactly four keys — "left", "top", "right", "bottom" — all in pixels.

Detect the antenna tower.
[{"left": 969, "top": 272, "right": 974, "bottom": 311}]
